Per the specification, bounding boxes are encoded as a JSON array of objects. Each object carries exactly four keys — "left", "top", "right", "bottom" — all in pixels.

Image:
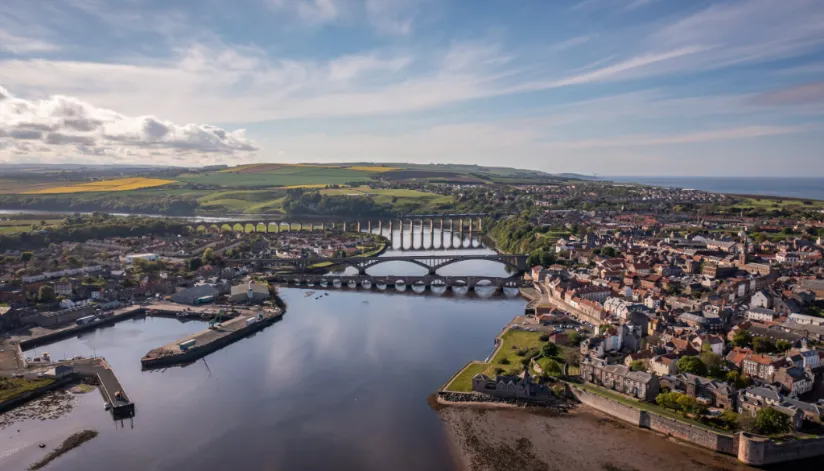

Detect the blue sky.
[{"left": 1, "top": 0, "right": 823, "bottom": 176}]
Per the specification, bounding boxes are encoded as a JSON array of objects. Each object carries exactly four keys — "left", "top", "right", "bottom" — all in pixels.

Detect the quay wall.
[
  {"left": 140, "top": 312, "right": 282, "bottom": 369},
  {"left": 20, "top": 307, "right": 145, "bottom": 350}
]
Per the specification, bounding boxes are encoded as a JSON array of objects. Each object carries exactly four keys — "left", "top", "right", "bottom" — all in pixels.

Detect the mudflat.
[{"left": 439, "top": 405, "right": 755, "bottom": 471}]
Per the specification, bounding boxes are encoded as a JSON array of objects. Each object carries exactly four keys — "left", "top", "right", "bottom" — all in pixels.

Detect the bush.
[
  {"left": 541, "top": 342, "right": 559, "bottom": 358},
  {"left": 515, "top": 348, "right": 528, "bottom": 357},
  {"left": 539, "top": 333, "right": 549, "bottom": 342},
  {"left": 499, "top": 358, "right": 510, "bottom": 365}
]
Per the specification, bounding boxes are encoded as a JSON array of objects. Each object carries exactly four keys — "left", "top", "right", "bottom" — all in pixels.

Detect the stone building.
[
  {"left": 472, "top": 367, "right": 553, "bottom": 402},
  {"left": 580, "top": 356, "right": 660, "bottom": 401}
]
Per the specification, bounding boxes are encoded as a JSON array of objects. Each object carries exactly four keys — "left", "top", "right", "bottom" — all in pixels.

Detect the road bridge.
[
  {"left": 266, "top": 274, "right": 526, "bottom": 293},
  {"left": 231, "top": 254, "right": 529, "bottom": 275}
]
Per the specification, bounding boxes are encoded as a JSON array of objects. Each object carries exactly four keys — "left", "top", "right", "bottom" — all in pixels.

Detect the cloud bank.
[{"left": 0, "top": 85, "right": 257, "bottom": 164}]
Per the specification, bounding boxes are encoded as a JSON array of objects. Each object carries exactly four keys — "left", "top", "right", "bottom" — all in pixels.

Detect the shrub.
[
  {"left": 499, "top": 358, "right": 510, "bottom": 365},
  {"left": 539, "top": 333, "right": 549, "bottom": 342}
]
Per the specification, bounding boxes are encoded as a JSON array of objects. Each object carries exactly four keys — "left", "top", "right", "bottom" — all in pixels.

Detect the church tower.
[{"left": 738, "top": 230, "right": 748, "bottom": 266}]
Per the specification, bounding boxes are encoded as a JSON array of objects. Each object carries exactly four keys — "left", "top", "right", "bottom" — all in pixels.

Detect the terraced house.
[{"left": 580, "top": 356, "right": 660, "bottom": 401}]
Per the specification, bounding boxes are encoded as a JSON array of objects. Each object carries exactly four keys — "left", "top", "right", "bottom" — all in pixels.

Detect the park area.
[
  {"left": 0, "top": 377, "right": 55, "bottom": 403},
  {"left": 444, "top": 328, "right": 578, "bottom": 393}
]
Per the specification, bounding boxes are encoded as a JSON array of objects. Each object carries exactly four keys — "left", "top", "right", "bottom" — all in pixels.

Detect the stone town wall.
[
  {"left": 573, "top": 386, "right": 824, "bottom": 465},
  {"left": 571, "top": 387, "right": 736, "bottom": 454},
  {"left": 647, "top": 413, "right": 738, "bottom": 455},
  {"left": 738, "top": 433, "right": 824, "bottom": 466},
  {"left": 572, "top": 387, "right": 643, "bottom": 426}
]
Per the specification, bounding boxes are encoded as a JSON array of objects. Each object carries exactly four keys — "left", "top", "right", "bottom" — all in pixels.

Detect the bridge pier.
[
  {"left": 367, "top": 221, "right": 372, "bottom": 233},
  {"left": 378, "top": 220, "right": 382, "bottom": 234}
]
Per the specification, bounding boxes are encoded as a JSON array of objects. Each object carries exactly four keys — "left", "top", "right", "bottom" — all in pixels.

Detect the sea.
[{"left": 608, "top": 176, "right": 824, "bottom": 201}]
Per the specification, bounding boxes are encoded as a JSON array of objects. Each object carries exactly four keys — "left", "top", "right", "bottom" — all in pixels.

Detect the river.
[{"left": 1, "top": 231, "right": 522, "bottom": 471}]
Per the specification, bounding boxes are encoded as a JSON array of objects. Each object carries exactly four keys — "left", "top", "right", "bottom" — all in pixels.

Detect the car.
[
  {"left": 511, "top": 325, "right": 521, "bottom": 330},
  {"left": 528, "top": 328, "right": 536, "bottom": 332}
]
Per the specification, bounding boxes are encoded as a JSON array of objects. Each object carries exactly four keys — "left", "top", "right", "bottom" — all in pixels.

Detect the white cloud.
[
  {"left": 0, "top": 31, "right": 59, "bottom": 54},
  {"left": 268, "top": 0, "right": 341, "bottom": 26},
  {"left": 549, "top": 34, "right": 597, "bottom": 53},
  {"left": 365, "top": 0, "right": 421, "bottom": 36},
  {"left": 0, "top": 86, "right": 258, "bottom": 165}
]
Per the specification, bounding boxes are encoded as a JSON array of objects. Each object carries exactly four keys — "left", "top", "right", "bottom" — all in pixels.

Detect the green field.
[
  {"left": 0, "top": 219, "right": 63, "bottom": 235},
  {"left": 178, "top": 167, "right": 373, "bottom": 188}
]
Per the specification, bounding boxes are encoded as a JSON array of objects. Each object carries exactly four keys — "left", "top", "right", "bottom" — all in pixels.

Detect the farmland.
[
  {"left": 180, "top": 166, "right": 373, "bottom": 188},
  {"left": 24, "top": 178, "right": 177, "bottom": 194}
]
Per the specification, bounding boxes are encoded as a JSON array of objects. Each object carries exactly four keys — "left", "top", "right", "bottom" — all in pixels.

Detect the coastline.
[{"left": 438, "top": 404, "right": 754, "bottom": 471}]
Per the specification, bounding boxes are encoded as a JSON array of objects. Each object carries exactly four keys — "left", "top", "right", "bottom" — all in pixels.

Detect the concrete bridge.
[
  {"left": 192, "top": 216, "right": 485, "bottom": 236},
  {"left": 231, "top": 254, "right": 528, "bottom": 275},
  {"left": 266, "top": 274, "right": 526, "bottom": 293}
]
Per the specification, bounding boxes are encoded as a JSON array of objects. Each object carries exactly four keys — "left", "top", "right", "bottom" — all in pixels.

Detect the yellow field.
[{"left": 25, "top": 178, "right": 176, "bottom": 194}]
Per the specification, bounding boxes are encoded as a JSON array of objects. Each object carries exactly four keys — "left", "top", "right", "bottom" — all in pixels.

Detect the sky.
[{"left": 1, "top": 0, "right": 823, "bottom": 176}]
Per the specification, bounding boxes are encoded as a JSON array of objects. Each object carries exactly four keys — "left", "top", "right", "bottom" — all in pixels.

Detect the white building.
[
  {"left": 746, "top": 307, "right": 778, "bottom": 323},
  {"left": 125, "top": 253, "right": 159, "bottom": 264}
]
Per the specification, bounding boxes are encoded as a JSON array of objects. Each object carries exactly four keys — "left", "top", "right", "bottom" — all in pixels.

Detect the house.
[
  {"left": 773, "top": 366, "right": 815, "bottom": 397},
  {"left": 750, "top": 291, "right": 772, "bottom": 309},
  {"left": 746, "top": 307, "right": 778, "bottom": 323},
  {"left": 691, "top": 335, "right": 725, "bottom": 356},
  {"left": 671, "top": 373, "right": 737, "bottom": 409},
  {"left": 580, "top": 356, "right": 660, "bottom": 401},
  {"left": 741, "top": 353, "right": 783, "bottom": 382},
  {"left": 54, "top": 281, "right": 73, "bottom": 297},
  {"left": 650, "top": 354, "right": 679, "bottom": 376},
  {"left": 738, "top": 386, "right": 804, "bottom": 430}
]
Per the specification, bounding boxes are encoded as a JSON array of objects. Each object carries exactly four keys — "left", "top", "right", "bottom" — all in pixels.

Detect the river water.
[{"left": 1, "top": 229, "right": 521, "bottom": 471}]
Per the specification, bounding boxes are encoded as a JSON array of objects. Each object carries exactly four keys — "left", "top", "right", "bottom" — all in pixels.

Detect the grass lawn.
[
  {"left": 0, "top": 377, "right": 55, "bottom": 403},
  {"left": 445, "top": 363, "right": 488, "bottom": 392},
  {"left": 443, "top": 329, "right": 544, "bottom": 392},
  {"left": 0, "top": 219, "right": 64, "bottom": 235}
]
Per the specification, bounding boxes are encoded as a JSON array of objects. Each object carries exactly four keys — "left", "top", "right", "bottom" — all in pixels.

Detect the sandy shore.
[{"left": 438, "top": 404, "right": 755, "bottom": 471}]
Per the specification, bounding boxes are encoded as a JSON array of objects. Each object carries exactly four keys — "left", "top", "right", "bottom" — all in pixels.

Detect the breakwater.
[{"left": 140, "top": 308, "right": 283, "bottom": 369}]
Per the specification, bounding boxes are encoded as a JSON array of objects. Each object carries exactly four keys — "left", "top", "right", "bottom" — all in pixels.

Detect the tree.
[
  {"left": 541, "top": 342, "right": 559, "bottom": 358},
  {"left": 732, "top": 330, "right": 753, "bottom": 348},
  {"left": 677, "top": 394, "right": 706, "bottom": 416},
  {"left": 602, "top": 246, "right": 617, "bottom": 258},
  {"left": 568, "top": 331, "right": 583, "bottom": 346},
  {"left": 755, "top": 408, "right": 792, "bottom": 435},
  {"left": 699, "top": 352, "right": 724, "bottom": 378},
  {"left": 656, "top": 391, "right": 682, "bottom": 410},
  {"left": 202, "top": 247, "right": 215, "bottom": 266},
  {"left": 720, "top": 410, "right": 739, "bottom": 430},
  {"left": 630, "top": 360, "right": 646, "bottom": 372},
  {"left": 21, "top": 251, "right": 33, "bottom": 266},
  {"left": 753, "top": 336, "right": 775, "bottom": 354},
  {"left": 38, "top": 285, "right": 56, "bottom": 303},
  {"left": 677, "top": 356, "right": 707, "bottom": 376},
  {"left": 775, "top": 339, "right": 792, "bottom": 352},
  {"left": 543, "top": 358, "right": 563, "bottom": 376}
]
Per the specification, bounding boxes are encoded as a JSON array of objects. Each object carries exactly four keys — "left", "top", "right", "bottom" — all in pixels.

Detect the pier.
[
  {"left": 141, "top": 307, "right": 283, "bottom": 369},
  {"left": 73, "top": 359, "right": 135, "bottom": 419}
]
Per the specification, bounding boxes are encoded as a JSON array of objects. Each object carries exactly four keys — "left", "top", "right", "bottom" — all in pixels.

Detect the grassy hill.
[{"left": 0, "top": 162, "right": 570, "bottom": 216}]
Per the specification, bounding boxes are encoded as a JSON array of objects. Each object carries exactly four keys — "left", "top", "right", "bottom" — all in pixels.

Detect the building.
[
  {"left": 746, "top": 307, "right": 778, "bottom": 323},
  {"left": 737, "top": 386, "right": 804, "bottom": 430},
  {"left": 670, "top": 373, "right": 737, "bottom": 409},
  {"left": 741, "top": 353, "right": 783, "bottom": 382},
  {"left": 649, "top": 354, "right": 678, "bottom": 376},
  {"left": 125, "top": 253, "right": 159, "bottom": 264},
  {"left": 471, "top": 367, "right": 553, "bottom": 402},
  {"left": 773, "top": 366, "right": 815, "bottom": 397},
  {"left": 580, "top": 356, "right": 660, "bottom": 401},
  {"left": 229, "top": 280, "right": 271, "bottom": 304},
  {"left": 170, "top": 285, "right": 220, "bottom": 305}
]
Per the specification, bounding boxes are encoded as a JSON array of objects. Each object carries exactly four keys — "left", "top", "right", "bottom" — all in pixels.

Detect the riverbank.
[{"left": 439, "top": 405, "right": 753, "bottom": 471}]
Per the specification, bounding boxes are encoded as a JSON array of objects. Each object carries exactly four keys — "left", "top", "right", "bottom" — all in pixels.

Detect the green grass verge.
[
  {"left": 445, "top": 363, "right": 488, "bottom": 392},
  {"left": 0, "top": 377, "right": 55, "bottom": 402},
  {"left": 576, "top": 383, "right": 727, "bottom": 433}
]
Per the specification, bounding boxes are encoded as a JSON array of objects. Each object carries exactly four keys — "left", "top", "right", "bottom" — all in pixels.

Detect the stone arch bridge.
[{"left": 229, "top": 254, "right": 528, "bottom": 275}]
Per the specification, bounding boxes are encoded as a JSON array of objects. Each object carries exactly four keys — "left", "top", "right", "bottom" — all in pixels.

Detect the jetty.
[{"left": 141, "top": 307, "right": 283, "bottom": 369}]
